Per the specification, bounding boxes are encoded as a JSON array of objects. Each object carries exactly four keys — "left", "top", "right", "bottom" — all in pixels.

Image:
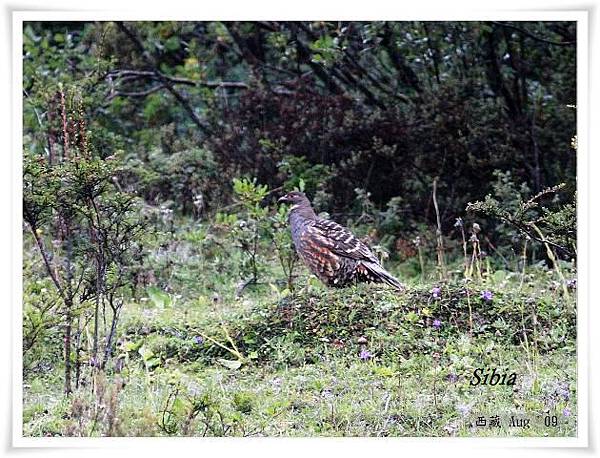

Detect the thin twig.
[
  {"left": 492, "top": 21, "right": 576, "bottom": 46},
  {"left": 114, "top": 22, "right": 212, "bottom": 135},
  {"left": 432, "top": 178, "right": 446, "bottom": 279}
]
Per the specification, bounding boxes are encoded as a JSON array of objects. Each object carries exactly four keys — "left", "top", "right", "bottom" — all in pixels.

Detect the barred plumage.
[{"left": 278, "top": 191, "right": 404, "bottom": 291}]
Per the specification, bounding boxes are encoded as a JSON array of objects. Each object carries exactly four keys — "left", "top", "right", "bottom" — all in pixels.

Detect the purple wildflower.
[
  {"left": 457, "top": 404, "right": 471, "bottom": 416},
  {"left": 447, "top": 373, "right": 459, "bottom": 383},
  {"left": 193, "top": 335, "right": 204, "bottom": 345},
  {"left": 321, "top": 388, "right": 334, "bottom": 399},
  {"left": 556, "top": 382, "right": 570, "bottom": 401},
  {"left": 481, "top": 290, "right": 493, "bottom": 302},
  {"left": 566, "top": 278, "right": 577, "bottom": 290},
  {"left": 359, "top": 348, "right": 372, "bottom": 360},
  {"left": 431, "top": 287, "right": 441, "bottom": 299},
  {"left": 563, "top": 407, "right": 571, "bottom": 417},
  {"left": 432, "top": 319, "right": 442, "bottom": 330}
]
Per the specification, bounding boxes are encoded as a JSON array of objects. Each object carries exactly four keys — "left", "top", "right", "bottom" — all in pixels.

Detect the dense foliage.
[
  {"left": 22, "top": 21, "right": 577, "bottom": 437},
  {"left": 24, "top": 21, "right": 576, "bottom": 216}
]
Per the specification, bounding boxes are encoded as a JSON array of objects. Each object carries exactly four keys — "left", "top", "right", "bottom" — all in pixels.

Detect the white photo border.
[{"left": 10, "top": 6, "right": 590, "bottom": 452}]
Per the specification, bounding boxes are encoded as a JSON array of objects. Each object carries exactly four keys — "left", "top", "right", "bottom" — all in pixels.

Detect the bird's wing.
[
  {"left": 310, "top": 218, "right": 379, "bottom": 263},
  {"left": 297, "top": 229, "right": 342, "bottom": 281}
]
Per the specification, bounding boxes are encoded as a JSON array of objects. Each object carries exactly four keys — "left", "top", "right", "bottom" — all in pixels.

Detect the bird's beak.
[{"left": 278, "top": 195, "right": 290, "bottom": 204}]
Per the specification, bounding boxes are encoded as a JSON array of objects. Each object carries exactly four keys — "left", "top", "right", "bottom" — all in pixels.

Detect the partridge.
[{"left": 278, "top": 191, "right": 404, "bottom": 291}]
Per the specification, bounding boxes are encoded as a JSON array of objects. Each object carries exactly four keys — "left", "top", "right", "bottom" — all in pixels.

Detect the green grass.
[{"left": 22, "top": 221, "right": 577, "bottom": 437}]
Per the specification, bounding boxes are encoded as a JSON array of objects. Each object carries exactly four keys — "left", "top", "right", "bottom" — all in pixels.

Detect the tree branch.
[
  {"left": 25, "top": 217, "right": 66, "bottom": 301},
  {"left": 108, "top": 69, "right": 250, "bottom": 89},
  {"left": 115, "top": 21, "right": 213, "bottom": 135},
  {"left": 492, "top": 21, "right": 576, "bottom": 47}
]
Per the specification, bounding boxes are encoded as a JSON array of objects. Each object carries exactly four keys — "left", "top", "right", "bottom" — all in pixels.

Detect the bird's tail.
[{"left": 363, "top": 261, "right": 405, "bottom": 292}]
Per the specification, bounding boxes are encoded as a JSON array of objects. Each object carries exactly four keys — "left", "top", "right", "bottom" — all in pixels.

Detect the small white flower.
[{"left": 457, "top": 403, "right": 472, "bottom": 416}]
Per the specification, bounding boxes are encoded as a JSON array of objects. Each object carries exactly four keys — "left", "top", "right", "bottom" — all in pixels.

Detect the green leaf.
[
  {"left": 171, "top": 397, "right": 187, "bottom": 415},
  {"left": 124, "top": 339, "right": 143, "bottom": 352},
  {"left": 405, "top": 311, "right": 419, "bottom": 323},
  {"left": 492, "top": 270, "right": 507, "bottom": 284},
  {"left": 372, "top": 365, "right": 397, "bottom": 377},
  {"left": 138, "top": 344, "right": 154, "bottom": 362},
  {"left": 217, "top": 358, "right": 242, "bottom": 370},
  {"left": 145, "top": 357, "right": 161, "bottom": 369},
  {"left": 164, "top": 36, "right": 180, "bottom": 51},
  {"left": 311, "top": 53, "right": 324, "bottom": 64},
  {"left": 146, "top": 286, "right": 172, "bottom": 308},
  {"left": 298, "top": 178, "right": 306, "bottom": 192}
]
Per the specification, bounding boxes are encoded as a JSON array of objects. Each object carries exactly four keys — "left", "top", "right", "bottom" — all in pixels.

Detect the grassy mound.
[
  {"left": 121, "top": 282, "right": 575, "bottom": 367},
  {"left": 25, "top": 279, "right": 578, "bottom": 437}
]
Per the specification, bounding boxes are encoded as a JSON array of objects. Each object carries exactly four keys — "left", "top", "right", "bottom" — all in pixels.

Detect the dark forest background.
[
  {"left": 23, "top": 21, "right": 576, "bottom": 243},
  {"left": 22, "top": 23, "right": 578, "bottom": 435}
]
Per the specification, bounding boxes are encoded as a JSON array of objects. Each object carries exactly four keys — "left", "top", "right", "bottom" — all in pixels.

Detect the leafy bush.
[
  {"left": 229, "top": 178, "right": 271, "bottom": 288},
  {"left": 467, "top": 171, "right": 576, "bottom": 260},
  {"left": 23, "top": 87, "right": 146, "bottom": 393},
  {"left": 122, "top": 145, "right": 220, "bottom": 215}
]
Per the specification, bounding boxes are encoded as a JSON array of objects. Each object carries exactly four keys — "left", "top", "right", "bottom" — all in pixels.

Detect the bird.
[{"left": 278, "top": 191, "right": 404, "bottom": 291}]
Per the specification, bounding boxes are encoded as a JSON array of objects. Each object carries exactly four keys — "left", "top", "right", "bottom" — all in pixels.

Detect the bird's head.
[
  {"left": 277, "top": 191, "right": 309, "bottom": 206},
  {"left": 278, "top": 191, "right": 316, "bottom": 218}
]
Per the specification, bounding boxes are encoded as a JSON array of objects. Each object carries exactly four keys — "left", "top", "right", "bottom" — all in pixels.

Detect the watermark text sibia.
[{"left": 470, "top": 367, "right": 517, "bottom": 386}]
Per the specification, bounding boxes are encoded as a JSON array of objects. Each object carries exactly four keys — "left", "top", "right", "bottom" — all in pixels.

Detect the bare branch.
[
  {"left": 115, "top": 21, "right": 213, "bottom": 135},
  {"left": 108, "top": 69, "right": 250, "bottom": 89},
  {"left": 492, "top": 21, "right": 576, "bottom": 46},
  {"left": 108, "top": 85, "right": 164, "bottom": 100},
  {"left": 25, "top": 218, "right": 66, "bottom": 301}
]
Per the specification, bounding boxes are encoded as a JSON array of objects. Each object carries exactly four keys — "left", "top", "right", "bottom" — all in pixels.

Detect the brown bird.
[{"left": 278, "top": 191, "right": 404, "bottom": 291}]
